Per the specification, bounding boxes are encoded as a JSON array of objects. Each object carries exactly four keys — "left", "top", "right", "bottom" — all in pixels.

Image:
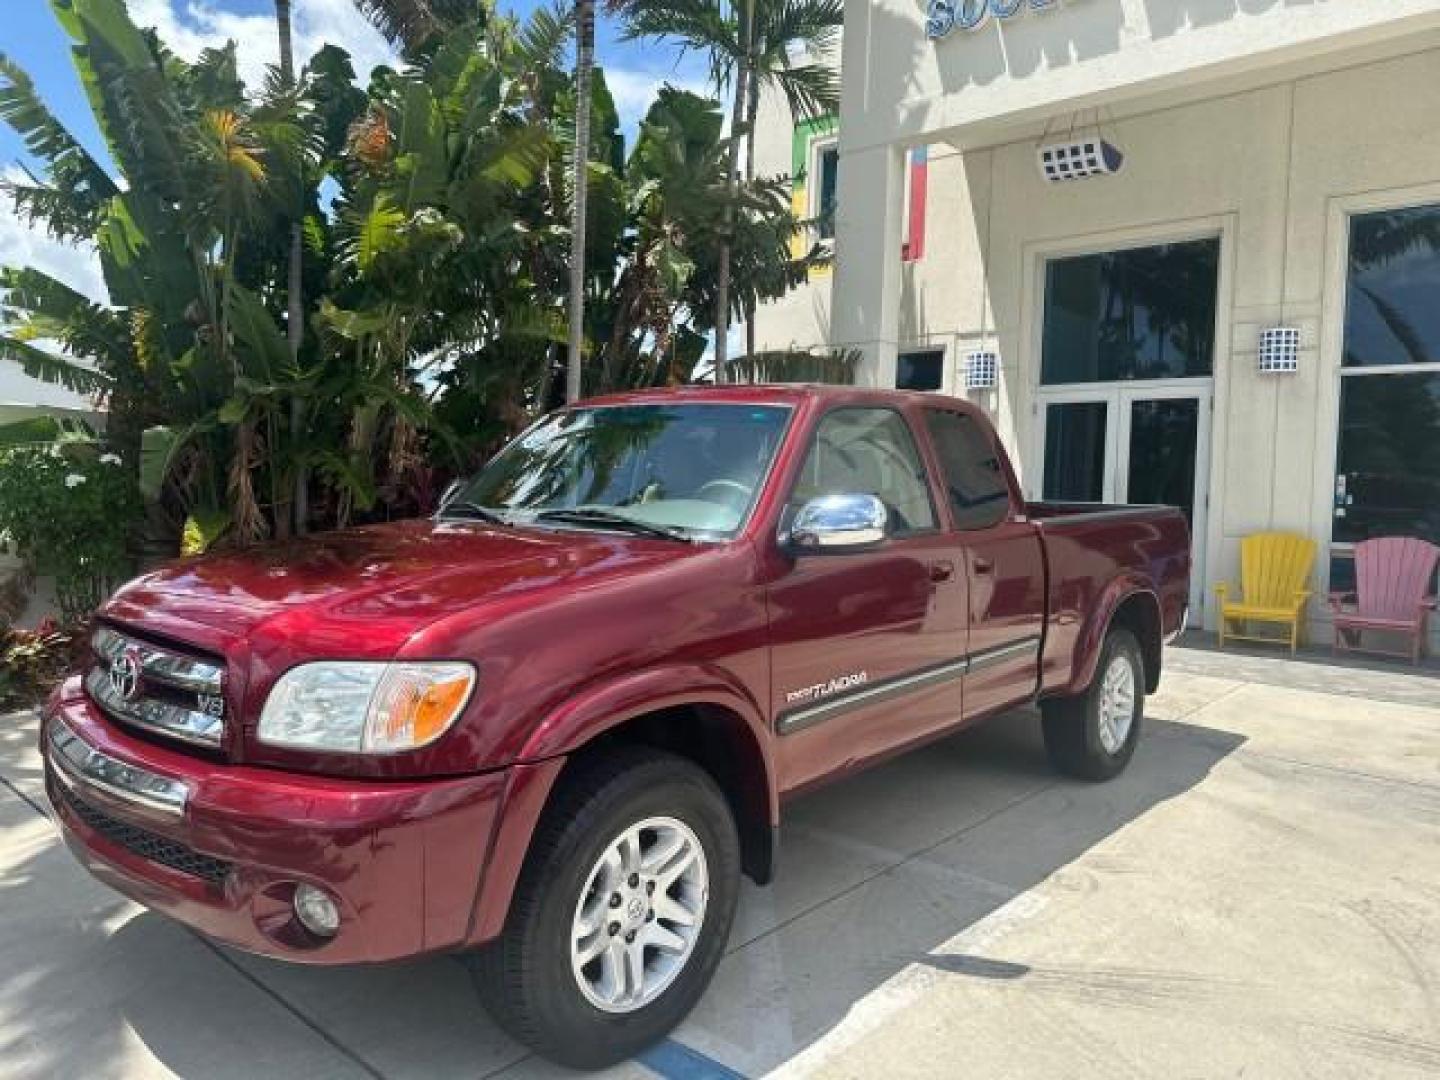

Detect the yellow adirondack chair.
[{"left": 1214, "top": 532, "right": 1316, "bottom": 654}]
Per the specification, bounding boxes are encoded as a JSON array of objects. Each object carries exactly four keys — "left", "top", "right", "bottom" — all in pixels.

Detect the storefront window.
[
  {"left": 896, "top": 349, "right": 943, "bottom": 391},
  {"left": 1343, "top": 205, "right": 1440, "bottom": 368},
  {"left": 1335, "top": 202, "right": 1440, "bottom": 553},
  {"left": 1041, "top": 239, "right": 1219, "bottom": 384}
]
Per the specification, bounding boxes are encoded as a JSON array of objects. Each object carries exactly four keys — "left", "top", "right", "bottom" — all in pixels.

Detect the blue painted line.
[{"left": 637, "top": 1038, "right": 747, "bottom": 1080}]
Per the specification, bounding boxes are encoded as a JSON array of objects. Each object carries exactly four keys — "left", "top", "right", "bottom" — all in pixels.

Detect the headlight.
[{"left": 258, "top": 662, "right": 476, "bottom": 753}]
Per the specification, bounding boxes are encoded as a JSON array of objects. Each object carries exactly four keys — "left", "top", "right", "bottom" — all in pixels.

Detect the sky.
[{"left": 0, "top": 0, "right": 712, "bottom": 307}]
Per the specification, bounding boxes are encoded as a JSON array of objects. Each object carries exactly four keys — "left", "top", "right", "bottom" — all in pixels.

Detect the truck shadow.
[
  {"left": 676, "top": 710, "right": 1245, "bottom": 1073},
  {"left": 93, "top": 709, "right": 1242, "bottom": 1078}
]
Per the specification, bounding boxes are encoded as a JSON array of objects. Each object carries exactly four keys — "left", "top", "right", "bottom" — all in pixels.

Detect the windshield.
[{"left": 449, "top": 403, "right": 793, "bottom": 539}]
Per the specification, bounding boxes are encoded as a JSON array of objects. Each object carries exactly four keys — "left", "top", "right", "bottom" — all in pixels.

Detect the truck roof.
[{"left": 579, "top": 383, "right": 966, "bottom": 410}]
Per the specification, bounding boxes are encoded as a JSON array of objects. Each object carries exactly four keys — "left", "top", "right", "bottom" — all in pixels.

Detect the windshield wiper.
[
  {"left": 438, "top": 500, "right": 510, "bottom": 526},
  {"left": 534, "top": 508, "right": 693, "bottom": 543}
]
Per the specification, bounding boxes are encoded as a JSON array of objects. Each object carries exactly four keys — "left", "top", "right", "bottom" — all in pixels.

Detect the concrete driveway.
[{"left": 2, "top": 645, "right": 1437, "bottom": 1079}]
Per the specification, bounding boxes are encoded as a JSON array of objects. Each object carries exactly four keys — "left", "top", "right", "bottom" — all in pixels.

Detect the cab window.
[
  {"left": 924, "top": 409, "right": 1011, "bottom": 530},
  {"left": 790, "top": 408, "right": 937, "bottom": 535}
]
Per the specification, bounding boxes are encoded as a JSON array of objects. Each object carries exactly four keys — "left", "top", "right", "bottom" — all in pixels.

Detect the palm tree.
[
  {"left": 274, "top": 0, "right": 306, "bottom": 535},
  {"left": 566, "top": 0, "right": 595, "bottom": 403},
  {"left": 609, "top": 0, "right": 840, "bottom": 381},
  {"left": 353, "top": 0, "right": 479, "bottom": 54}
]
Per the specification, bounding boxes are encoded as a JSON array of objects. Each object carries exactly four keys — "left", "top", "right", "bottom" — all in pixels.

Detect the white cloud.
[
  {"left": 0, "top": 168, "right": 107, "bottom": 304},
  {"left": 604, "top": 67, "right": 714, "bottom": 133},
  {"left": 127, "top": 0, "right": 399, "bottom": 91}
]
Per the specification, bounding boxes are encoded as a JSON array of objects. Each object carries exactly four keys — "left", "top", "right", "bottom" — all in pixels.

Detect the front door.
[
  {"left": 767, "top": 405, "right": 967, "bottom": 794},
  {"left": 1037, "top": 385, "right": 1211, "bottom": 616}
]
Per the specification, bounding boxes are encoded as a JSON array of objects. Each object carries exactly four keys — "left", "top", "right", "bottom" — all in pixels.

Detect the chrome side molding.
[{"left": 47, "top": 718, "right": 190, "bottom": 819}]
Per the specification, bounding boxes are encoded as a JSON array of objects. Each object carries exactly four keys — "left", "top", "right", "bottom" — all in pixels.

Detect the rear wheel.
[
  {"left": 1041, "top": 627, "right": 1144, "bottom": 781},
  {"left": 469, "top": 748, "right": 740, "bottom": 1069}
]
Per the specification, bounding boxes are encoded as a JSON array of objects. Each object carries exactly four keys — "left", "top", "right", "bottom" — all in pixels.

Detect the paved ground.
[{"left": 1, "top": 643, "right": 1437, "bottom": 1079}]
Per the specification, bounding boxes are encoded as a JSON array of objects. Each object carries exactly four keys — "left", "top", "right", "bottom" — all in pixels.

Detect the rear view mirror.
[{"left": 787, "top": 493, "right": 888, "bottom": 553}]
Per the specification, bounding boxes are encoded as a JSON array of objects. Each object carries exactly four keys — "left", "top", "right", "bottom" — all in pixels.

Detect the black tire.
[
  {"left": 469, "top": 747, "right": 741, "bottom": 1070},
  {"left": 1041, "top": 627, "right": 1145, "bottom": 781}
]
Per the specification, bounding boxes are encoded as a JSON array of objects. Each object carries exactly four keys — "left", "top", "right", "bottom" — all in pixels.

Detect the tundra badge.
[{"left": 785, "top": 672, "right": 869, "bottom": 706}]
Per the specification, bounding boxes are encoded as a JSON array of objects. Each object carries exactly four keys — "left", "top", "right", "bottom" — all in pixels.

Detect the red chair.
[{"left": 1329, "top": 537, "right": 1440, "bottom": 664}]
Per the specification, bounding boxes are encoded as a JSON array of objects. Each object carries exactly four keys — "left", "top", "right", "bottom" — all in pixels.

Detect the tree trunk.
[
  {"left": 744, "top": 71, "right": 759, "bottom": 364},
  {"left": 566, "top": 0, "right": 595, "bottom": 404},
  {"left": 275, "top": 0, "right": 306, "bottom": 535},
  {"left": 713, "top": 0, "right": 753, "bottom": 385}
]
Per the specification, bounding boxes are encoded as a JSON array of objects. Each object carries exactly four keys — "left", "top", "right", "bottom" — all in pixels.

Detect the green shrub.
[{"left": 0, "top": 443, "right": 136, "bottom": 625}]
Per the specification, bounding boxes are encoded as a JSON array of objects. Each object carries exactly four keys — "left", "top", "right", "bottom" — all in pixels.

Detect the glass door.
[
  {"left": 1041, "top": 392, "right": 1115, "bottom": 503},
  {"left": 1037, "top": 386, "right": 1210, "bottom": 615}
]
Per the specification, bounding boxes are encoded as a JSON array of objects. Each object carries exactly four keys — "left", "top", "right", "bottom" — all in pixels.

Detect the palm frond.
[
  {"left": 0, "top": 266, "right": 128, "bottom": 363},
  {"left": 760, "top": 61, "right": 838, "bottom": 122},
  {"left": 514, "top": 2, "right": 575, "bottom": 70},
  {"left": 612, "top": 0, "right": 740, "bottom": 66},
  {"left": 0, "top": 334, "right": 113, "bottom": 396},
  {"left": 0, "top": 52, "right": 118, "bottom": 238},
  {"left": 724, "top": 345, "right": 858, "bottom": 384},
  {"left": 757, "top": 0, "right": 843, "bottom": 59},
  {"left": 353, "top": 0, "right": 483, "bottom": 55}
]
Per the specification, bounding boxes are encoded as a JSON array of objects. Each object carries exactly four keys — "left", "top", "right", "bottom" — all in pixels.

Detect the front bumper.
[{"left": 41, "top": 688, "right": 512, "bottom": 964}]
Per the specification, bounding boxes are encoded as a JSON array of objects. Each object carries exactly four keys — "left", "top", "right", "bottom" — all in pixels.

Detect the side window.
[
  {"left": 815, "top": 142, "right": 839, "bottom": 241},
  {"left": 925, "top": 410, "right": 1011, "bottom": 530},
  {"left": 790, "top": 408, "right": 937, "bottom": 535}
]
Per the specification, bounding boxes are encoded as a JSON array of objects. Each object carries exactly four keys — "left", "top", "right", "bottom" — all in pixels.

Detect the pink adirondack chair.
[{"left": 1329, "top": 537, "right": 1440, "bottom": 664}]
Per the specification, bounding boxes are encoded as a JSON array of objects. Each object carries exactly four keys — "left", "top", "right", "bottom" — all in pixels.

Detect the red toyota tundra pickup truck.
[{"left": 42, "top": 385, "right": 1188, "bottom": 1067}]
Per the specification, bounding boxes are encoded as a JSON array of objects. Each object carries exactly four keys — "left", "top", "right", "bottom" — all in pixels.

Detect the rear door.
[
  {"left": 767, "top": 405, "right": 967, "bottom": 793},
  {"left": 923, "top": 408, "right": 1047, "bottom": 720}
]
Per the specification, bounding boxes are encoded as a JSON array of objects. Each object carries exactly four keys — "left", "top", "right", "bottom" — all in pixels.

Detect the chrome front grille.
[{"left": 88, "top": 625, "right": 227, "bottom": 748}]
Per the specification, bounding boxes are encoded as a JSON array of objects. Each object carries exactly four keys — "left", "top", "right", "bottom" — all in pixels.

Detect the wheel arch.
[
  {"left": 1063, "top": 581, "right": 1164, "bottom": 697},
  {"left": 476, "top": 668, "right": 776, "bottom": 936}
]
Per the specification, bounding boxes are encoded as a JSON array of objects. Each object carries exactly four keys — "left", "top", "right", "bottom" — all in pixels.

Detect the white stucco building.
[{"left": 753, "top": 0, "right": 1440, "bottom": 644}]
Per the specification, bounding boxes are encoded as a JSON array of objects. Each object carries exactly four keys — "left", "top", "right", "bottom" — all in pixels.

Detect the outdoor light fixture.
[
  {"left": 1037, "top": 138, "right": 1125, "bottom": 183},
  {"left": 963, "top": 350, "right": 999, "bottom": 390},
  {"left": 1258, "top": 326, "right": 1301, "bottom": 373}
]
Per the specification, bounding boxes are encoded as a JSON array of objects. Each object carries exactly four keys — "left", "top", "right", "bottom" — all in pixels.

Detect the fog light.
[{"left": 293, "top": 883, "right": 340, "bottom": 938}]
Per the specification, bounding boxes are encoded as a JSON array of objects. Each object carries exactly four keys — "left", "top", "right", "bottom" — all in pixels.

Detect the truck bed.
[{"left": 1026, "top": 501, "right": 1192, "bottom": 698}]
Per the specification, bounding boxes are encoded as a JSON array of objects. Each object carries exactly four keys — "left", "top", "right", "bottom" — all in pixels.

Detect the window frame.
[
  {"left": 809, "top": 134, "right": 840, "bottom": 247},
  {"left": 779, "top": 404, "right": 942, "bottom": 542},
  {"left": 1038, "top": 235, "right": 1223, "bottom": 388},
  {"left": 1308, "top": 184, "right": 1440, "bottom": 629},
  {"left": 896, "top": 347, "right": 946, "bottom": 392},
  {"left": 1332, "top": 200, "right": 1440, "bottom": 557}
]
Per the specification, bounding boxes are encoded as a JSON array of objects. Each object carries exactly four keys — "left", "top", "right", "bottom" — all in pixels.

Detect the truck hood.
[{"left": 103, "top": 518, "right": 700, "bottom": 651}]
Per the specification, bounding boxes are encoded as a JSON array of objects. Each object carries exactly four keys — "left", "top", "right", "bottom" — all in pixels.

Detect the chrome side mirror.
[{"left": 787, "top": 493, "right": 888, "bottom": 553}]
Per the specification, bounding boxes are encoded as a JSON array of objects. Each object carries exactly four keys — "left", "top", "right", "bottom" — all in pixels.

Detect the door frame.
[
  {"left": 1020, "top": 214, "right": 1236, "bottom": 631},
  {"left": 1033, "top": 380, "right": 1213, "bottom": 617}
]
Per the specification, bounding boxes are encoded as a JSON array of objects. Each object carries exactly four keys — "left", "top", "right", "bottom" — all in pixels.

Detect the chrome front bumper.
[{"left": 46, "top": 717, "right": 190, "bottom": 819}]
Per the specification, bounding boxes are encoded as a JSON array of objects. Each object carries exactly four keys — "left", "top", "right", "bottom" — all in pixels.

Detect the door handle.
[
  {"left": 972, "top": 556, "right": 995, "bottom": 575},
  {"left": 930, "top": 561, "right": 955, "bottom": 582}
]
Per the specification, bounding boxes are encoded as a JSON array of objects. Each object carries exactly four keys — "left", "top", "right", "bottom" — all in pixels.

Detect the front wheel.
[
  {"left": 469, "top": 748, "right": 741, "bottom": 1069},
  {"left": 1041, "top": 627, "right": 1145, "bottom": 781}
]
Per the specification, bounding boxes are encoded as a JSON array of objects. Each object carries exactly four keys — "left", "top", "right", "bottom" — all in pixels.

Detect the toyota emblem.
[{"left": 109, "top": 646, "right": 142, "bottom": 702}]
